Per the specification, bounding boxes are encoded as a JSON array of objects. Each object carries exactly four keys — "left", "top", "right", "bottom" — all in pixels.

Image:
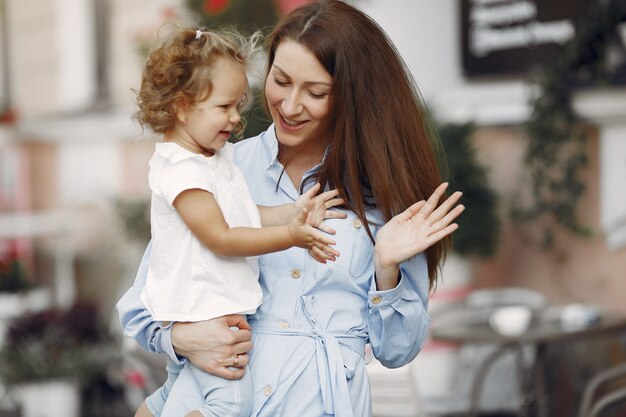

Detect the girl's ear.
[{"left": 173, "top": 98, "right": 189, "bottom": 124}]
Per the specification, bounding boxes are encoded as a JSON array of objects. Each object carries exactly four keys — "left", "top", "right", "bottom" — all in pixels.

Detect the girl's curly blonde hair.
[{"left": 134, "top": 26, "right": 263, "bottom": 138}]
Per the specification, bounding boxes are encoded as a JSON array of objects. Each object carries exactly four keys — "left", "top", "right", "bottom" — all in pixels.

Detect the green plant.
[
  {"left": 0, "top": 303, "right": 116, "bottom": 385},
  {"left": 0, "top": 243, "right": 33, "bottom": 293},
  {"left": 515, "top": 0, "right": 626, "bottom": 247},
  {"left": 0, "top": 261, "right": 31, "bottom": 293},
  {"left": 438, "top": 122, "right": 500, "bottom": 257},
  {"left": 114, "top": 197, "right": 151, "bottom": 245},
  {"left": 185, "top": 0, "right": 280, "bottom": 32}
]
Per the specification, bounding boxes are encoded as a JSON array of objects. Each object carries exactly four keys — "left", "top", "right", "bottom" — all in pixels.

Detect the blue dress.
[{"left": 116, "top": 125, "right": 432, "bottom": 417}]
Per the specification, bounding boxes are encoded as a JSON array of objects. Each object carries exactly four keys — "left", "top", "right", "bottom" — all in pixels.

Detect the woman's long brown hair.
[{"left": 266, "top": 0, "right": 449, "bottom": 288}]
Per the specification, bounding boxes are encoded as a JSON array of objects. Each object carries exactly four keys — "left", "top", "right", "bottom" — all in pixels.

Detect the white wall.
[{"left": 357, "top": 0, "right": 462, "bottom": 100}]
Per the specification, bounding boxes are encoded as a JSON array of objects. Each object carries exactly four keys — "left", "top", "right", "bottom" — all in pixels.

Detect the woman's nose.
[{"left": 281, "top": 91, "right": 302, "bottom": 116}]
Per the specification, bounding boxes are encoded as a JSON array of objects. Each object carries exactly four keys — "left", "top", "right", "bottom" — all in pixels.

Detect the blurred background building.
[{"left": 0, "top": 1, "right": 625, "bottom": 416}]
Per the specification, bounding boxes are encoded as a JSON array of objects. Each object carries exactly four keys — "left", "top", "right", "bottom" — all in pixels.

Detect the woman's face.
[{"left": 265, "top": 40, "right": 332, "bottom": 151}]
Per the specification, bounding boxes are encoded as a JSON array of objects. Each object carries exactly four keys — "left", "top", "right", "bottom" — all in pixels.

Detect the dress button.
[
  {"left": 352, "top": 218, "right": 362, "bottom": 229},
  {"left": 279, "top": 322, "right": 290, "bottom": 328},
  {"left": 371, "top": 295, "right": 383, "bottom": 305},
  {"left": 291, "top": 269, "right": 301, "bottom": 279},
  {"left": 263, "top": 385, "right": 273, "bottom": 396}
]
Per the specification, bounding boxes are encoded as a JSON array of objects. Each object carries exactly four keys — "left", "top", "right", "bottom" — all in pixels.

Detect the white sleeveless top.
[{"left": 140, "top": 142, "right": 263, "bottom": 322}]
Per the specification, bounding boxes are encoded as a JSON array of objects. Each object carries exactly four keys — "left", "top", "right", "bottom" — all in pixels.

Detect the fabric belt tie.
[{"left": 251, "top": 297, "right": 365, "bottom": 417}]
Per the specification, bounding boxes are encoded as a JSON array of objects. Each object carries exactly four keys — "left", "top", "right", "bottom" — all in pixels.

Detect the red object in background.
[
  {"left": 0, "top": 240, "right": 16, "bottom": 263},
  {"left": 203, "top": 0, "right": 230, "bottom": 15},
  {"left": 125, "top": 370, "right": 147, "bottom": 388},
  {"left": 161, "top": 6, "right": 178, "bottom": 19},
  {"left": 274, "top": 0, "right": 314, "bottom": 15},
  {"left": 0, "top": 107, "right": 18, "bottom": 125}
]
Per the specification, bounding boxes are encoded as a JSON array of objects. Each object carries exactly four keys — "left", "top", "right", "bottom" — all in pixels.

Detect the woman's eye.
[
  {"left": 274, "top": 77, "right": 288, "bottom": 86},
  {"left": 308, "top": 91, "right": 327, "bottom": 99}
]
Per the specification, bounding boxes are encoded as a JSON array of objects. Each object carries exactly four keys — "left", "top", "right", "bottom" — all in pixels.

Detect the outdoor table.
[{"left": 430, "top": 312, "right": 626, "bottom": 417}]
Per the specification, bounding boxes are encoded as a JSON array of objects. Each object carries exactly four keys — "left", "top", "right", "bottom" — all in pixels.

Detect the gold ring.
[{"left": 233, "top": 354, "right": 239, "bottom": 367}]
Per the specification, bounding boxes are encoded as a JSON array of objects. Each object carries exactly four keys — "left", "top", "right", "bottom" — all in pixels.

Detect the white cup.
[
  {"left": 560, "top": 303, "right": 599, "bottom": 331},
  {"left": 489, "top": 305, "right": 532, "bottom": 336}
]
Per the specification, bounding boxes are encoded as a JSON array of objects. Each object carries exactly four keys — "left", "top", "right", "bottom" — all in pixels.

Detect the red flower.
[
  {"left": 0, "top": 241, "right": 18, "bottom": 263},
  {"left": 125, "top": 370, "right": 147, "bottom": 388},
  {"left": 203, "top": 0, "right": 230, "bottom": 15},
  {"left": 161, "top": 6, "right": 178, "bottom": 19},
  {"left": 0, "top": 107, "right": 18, "bottom": 125}
]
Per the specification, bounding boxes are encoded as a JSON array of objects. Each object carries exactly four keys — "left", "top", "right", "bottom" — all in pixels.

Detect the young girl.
[{"left": 133, "top": 27, "right": 345, "bottom": 417}]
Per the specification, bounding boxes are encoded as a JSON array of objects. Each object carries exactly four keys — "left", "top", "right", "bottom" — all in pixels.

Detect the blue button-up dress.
[{"left": 117, "top": 125, "right": 432, "bottom": 417}]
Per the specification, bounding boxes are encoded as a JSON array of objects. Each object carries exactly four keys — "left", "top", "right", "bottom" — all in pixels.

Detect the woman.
[{"left": 117, "top": 1, "right": 464, "bottom": 416}]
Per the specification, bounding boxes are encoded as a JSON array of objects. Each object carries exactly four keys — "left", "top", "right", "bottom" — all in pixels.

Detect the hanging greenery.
[
  {"left": 185, "top": 0, "right": 316, "bottom": 28},
  {"left": 438, "top": 123, "right": 500, "bottom": 258},
  {"left": 514, "top": 0, "right": 626, "bottom": 247},
  {"left": 185, "top": 0, "right": 280, "bottom": 33}
]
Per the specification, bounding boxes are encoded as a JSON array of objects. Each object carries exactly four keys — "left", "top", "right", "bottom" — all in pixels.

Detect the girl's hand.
[
  {"left": 288, "top": 207, "right": 340, "bottom": 263},
  {"left": 294, "top": 184, "right": 347, "bottom": 234},
  {"left": 374, "top": 183, "right": 464, "bottom": 275}
]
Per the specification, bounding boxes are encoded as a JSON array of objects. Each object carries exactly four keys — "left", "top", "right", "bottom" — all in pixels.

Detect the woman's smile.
[
  {"left": 278, "top": 112, "right": 306, "bottom": 130},
  {"left": 265, "top": 40, "right": 332, "bottom": 150}
]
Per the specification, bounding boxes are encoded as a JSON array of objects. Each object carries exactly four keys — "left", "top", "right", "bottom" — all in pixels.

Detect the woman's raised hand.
[{"left": 374, "top": 183, "right": 464, "bottom": 270}]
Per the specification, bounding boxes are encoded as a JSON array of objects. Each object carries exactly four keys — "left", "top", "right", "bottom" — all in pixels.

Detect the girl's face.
[
  {"left": 265, "top": 40, "right": 332, "bottom": 152},
  {"left": 171, "top": 58, "right": 247, "bottom": 156}
]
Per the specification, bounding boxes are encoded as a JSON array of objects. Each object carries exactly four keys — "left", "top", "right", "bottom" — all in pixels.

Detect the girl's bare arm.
[{"left": 173, "top": 189, "right": 338, "bottom": 261}]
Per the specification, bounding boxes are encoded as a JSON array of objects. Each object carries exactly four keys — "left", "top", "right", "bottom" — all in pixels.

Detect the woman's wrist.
[
  {"left": 170, "top": 321, "right": 201, "bottom": 360},
  {"left": 373, "top": 250, "right": 400, "bottom": 290},
  {"left": 170, "top": 322, "right": 185, "bottom": 357}
]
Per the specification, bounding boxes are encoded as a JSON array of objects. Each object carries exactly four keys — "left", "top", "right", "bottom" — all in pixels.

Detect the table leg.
[
  {"left": 515, "top": 345, "right": 531, "bottom": 417},
  {"left": 468, "top": 344, "right": 514, "bottom": 417},
  {"left": 531, "top": 344, "right": 549, "bottom": 417}
]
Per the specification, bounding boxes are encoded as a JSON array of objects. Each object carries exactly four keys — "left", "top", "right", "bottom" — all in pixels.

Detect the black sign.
[{"left": 461, "top": 0, "right": 591, "bottom": 78}]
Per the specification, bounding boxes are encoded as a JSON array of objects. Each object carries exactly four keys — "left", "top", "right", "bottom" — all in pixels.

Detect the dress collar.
[{"left": 262, "top": 124, "right": 328, "bottom": 178}]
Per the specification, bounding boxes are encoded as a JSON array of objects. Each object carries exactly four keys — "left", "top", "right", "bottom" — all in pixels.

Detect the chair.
[
  {"left": 578, "top": 363, "right": 626, "bottom": 417},
  {"left": 416, "top": 287, "right": 547, "bottom": 417}
]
